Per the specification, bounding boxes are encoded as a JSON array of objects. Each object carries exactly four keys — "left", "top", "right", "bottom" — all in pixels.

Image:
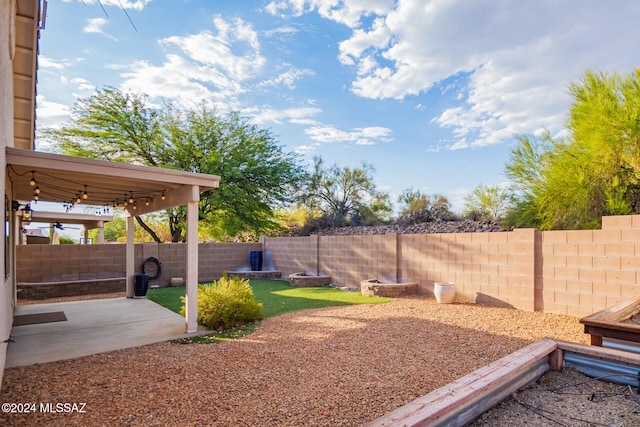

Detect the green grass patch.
[
  {"left": 150, "top": 281, "right": 390, "bottom": 344},
  {"left": 147, "top": 286, "right": 185, "bottom": 313},
  {"left": 250, "top": 280, "right": 390, "bottom": 318},
  {"left": 148, "top": 279, "right": 390, "bottom": 322},
  {"left": 171, "top": 322, "right": 259, "bottom": 344}
]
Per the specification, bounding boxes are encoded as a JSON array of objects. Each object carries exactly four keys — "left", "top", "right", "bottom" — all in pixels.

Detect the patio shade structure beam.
[
  {"left": 17, "top": 210, "right": 113, "bottom": 244},
  {"left": 6, "top": 147, "right": 220, "bottom": 333}
]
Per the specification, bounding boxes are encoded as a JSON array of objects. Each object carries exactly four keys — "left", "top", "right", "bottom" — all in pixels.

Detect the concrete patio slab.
[{"left": 6, "top": 297, "right": 206, "bottom": 368}]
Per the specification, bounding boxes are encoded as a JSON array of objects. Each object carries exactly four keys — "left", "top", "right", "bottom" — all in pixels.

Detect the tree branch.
[{"left": 135, "top": 216, "right": 162, "bottom": 243}]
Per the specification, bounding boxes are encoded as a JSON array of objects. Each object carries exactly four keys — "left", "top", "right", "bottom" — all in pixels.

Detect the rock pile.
[{"left": 307, "top": 219, "right": 509, "bottom": 236}]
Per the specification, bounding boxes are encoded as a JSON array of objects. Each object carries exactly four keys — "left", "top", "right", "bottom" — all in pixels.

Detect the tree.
[
  {"left": 505, "top": 68, "right": 640, "bottom": 230},
  {"left": 397, "top": 188, "right": 455, "bottom": 223},
  {"left": 463, "top": 184, "right": 511, "bottom": 220},
  {"left": 46, "top": 87, "right": 307, "bottom": 241},
  {"left": 88, "top": 213, "right": 173, "bottom": 243},
  {"left": 301, "top": 157, "right": 392, "bottom": 226}
]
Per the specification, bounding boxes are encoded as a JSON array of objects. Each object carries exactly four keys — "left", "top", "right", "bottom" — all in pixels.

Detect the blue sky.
[{"left": 35, "top": 0, "right": 640, "bottom": 213}]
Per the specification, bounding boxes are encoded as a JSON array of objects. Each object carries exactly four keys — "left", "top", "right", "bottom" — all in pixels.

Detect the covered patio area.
[
  {"left": 6, "top": 297, "right": 207, "bottom": 368},
  {"left": 7, "top": 147, "right": 220, "bottom": 333}
]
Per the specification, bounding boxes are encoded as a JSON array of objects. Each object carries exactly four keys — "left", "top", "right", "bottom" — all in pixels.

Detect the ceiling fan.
[{"left": 51, "top": 222, "right": 80, "bottom": 231}]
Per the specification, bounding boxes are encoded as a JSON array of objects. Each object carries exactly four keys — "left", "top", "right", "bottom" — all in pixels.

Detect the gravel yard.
[{"left": 2, "top": 297, "right": 593, "bottom": 426}]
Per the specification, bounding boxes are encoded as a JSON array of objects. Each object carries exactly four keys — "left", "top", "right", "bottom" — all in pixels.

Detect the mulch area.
[{"left": 1, "top": 296, "right": 598, "bottom": 426}]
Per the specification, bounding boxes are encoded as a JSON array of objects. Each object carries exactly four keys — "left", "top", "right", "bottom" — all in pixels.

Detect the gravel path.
[{"left": 1, "top": 297, "right": 589, "bottom": 426}]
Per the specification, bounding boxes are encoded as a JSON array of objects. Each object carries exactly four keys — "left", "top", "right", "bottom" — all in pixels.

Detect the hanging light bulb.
[
  {"left": 145, "top": 197, "right": 150, "bottom": 206},
  {"left": 75, "top": 193, "right": 81, "bottom": 204},
  {"left": 128, "top": 191, "right": 134, "bottom": 204},
  {"left": 33, "top": 192, "right": 39, "bottom": 201},
  {"left": 161, "top": 191, "right": 166, "bottom": 201},
  {"left": 123, "top": 194, "right": 128, "bottom": 206},
  {"left": 34, "top": 185, "right": 40, "bottom": 194},
  {"left": 82, "top": 185, "right": 89, "bottom": 199},
  {"left": 29, "top": 171, "right": 36, "bottom": 187}
]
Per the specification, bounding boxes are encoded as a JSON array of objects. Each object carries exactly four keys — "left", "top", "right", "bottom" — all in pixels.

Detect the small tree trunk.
[{"left": 169, "top": 213, "right": 184, "bottom": 242}]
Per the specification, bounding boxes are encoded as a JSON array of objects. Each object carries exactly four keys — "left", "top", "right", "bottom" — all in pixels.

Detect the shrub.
[{"left": 180, "top": 274, "right": 263, "bottom": 329}]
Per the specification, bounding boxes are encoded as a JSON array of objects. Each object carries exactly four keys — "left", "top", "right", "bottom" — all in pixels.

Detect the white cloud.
[
  {"left": 80, "top": 0, "right": 151, "bottom": 11},
  {"left": 83, "top": 18, "right": 117, "bottom": 41},
  {"left": 118, "top": 16, "right": 265, "bottom": 109},
  {"left": 338, "top": 17, "right": 390, "bottom": 65},
  {"left": 38, "top": 56, "right": 69, "bottom": 70},
  {"left": 35, "top": 97, "right": 73, "bottom": 130},
  {"left": 305, "top": 124, "right": 392, "bottom": 145},
  {"left": 258, "top": 67, "right": 315, "bottom": 89},
  {"left": 294, "top": 143, "right": 320, "bottom": 155},
  {"left": 263, "top": 25, "right": 299, "bottom": 37},
  {"left": 271, "top": 0, "right": 640, "bottom": 149},
  {"left": 266, "top": 0, "right": 394, "bottom": 28},
  {"left": 247, "top": 106, "right": 322, "bottom": 125}
]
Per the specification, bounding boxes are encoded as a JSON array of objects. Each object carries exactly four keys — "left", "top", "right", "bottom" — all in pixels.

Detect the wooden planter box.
[{"left": 580, "top": 296, "right": 640, "bottom": 347}]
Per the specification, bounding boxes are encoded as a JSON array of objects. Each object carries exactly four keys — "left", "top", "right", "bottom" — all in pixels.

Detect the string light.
[{"left": 21, "top": 169, "right": 173, "bottom": 211}]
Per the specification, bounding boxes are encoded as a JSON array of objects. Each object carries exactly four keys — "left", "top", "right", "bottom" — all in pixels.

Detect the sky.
[{"left": 34, "top": 0, "right": 640, "bottom": 215}]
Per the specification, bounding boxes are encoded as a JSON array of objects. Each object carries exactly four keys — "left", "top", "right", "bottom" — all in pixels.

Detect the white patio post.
[
  {"left": 185, "top": 188, "right": 199, "bottom": 333},
  {"left": 125, "top": 212, "right": 135, "bottom": 298},
  {"left": 97, "top": 220, "right": 105, "bottom": 244}
]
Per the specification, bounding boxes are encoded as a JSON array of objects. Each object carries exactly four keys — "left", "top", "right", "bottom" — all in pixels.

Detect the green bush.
[{"left": 180, "top": 274, "right": 263, "bottom": 329}]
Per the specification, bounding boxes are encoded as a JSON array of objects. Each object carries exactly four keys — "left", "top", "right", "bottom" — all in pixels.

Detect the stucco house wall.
[{"left": 0, "top": 0, "right": 16, "bottom": 387}]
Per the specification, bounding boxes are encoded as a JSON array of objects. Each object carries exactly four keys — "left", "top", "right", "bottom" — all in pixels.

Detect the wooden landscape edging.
[{"left": 366, "top": 338, "right": 640, "bottom": 427}]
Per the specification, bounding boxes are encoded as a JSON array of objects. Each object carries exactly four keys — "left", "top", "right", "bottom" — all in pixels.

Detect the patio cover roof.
[
  {"left": 6, "top": 147, "right": 220, "bottom": 216},
  {"left": 13, "top": 0, "right": 41, "bottom": 151},
  {"left": 24, "top": 211, "right": 113, "bottom": 230},
  {"left": 7, "top": 147, "right": 221, "bottom": 333}
]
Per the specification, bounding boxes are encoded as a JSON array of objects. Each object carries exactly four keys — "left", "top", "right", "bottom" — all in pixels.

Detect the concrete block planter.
[
  {"left": 360, "top": 279, "right": 417, "bottom": 297},
  {"left": 289, "top": 272, "right": 331, "bottom": 287}
]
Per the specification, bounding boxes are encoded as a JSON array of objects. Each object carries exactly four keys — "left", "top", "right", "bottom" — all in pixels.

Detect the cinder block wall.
[
  {"left": 261, "top": 236, "right": 318, "bottom": 277},
  {"left": 398, "top": 229, "right": 536, "bottom": 311},
  {"left": 16, "top": 244, "right": 127, "bottom": 282},
  {"left": 16, "top": 242, "right": 262, "bottom": 286},
  {"left": 16, "top": 214, "right": 640, "bottom": 317},
  {"left": 540, "top": 215, "right": 640, "bottom": 317},
  {"left": 319, "top": 234, "right": 398, "bottom": 289},
  {"left": 264, "top": 216, "right": 640, "bottom": 317},
  {"left": 197, "top": 242, "right": 262, "bottom": 282},
  {"left": 263, "top": 234, "right": 398, "bottom": 288}
]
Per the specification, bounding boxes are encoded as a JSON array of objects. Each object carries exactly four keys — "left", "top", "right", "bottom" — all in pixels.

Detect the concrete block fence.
[
  {"left": 16, "top": 242, "right": 261, "bottom": 291},
  {"left": 263, "top": 215, "right": 640, "bottom": 318},
  {"left": 15, "top": 214, "right": 640, "bottom": 317}
]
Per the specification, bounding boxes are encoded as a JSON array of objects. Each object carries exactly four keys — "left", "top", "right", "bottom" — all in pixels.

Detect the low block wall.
[
  {"left": 16, "top": 242, "right": 262, "bottom": 287},
  {"left": 17, "top": 277, "right": 125, "bottom": 300}
]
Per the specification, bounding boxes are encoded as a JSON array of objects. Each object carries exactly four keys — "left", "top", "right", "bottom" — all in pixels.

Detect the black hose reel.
[{"left": 141, "top": 256, "right": 162, "bottom": 280}]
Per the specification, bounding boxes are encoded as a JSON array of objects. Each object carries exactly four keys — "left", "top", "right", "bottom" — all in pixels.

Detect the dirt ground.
[
  {"left": 2, "top": 296, "right": 639, "bottom": 426},
  {"left": 470, "top": 367, "right": 640, "bottom": 426}
]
